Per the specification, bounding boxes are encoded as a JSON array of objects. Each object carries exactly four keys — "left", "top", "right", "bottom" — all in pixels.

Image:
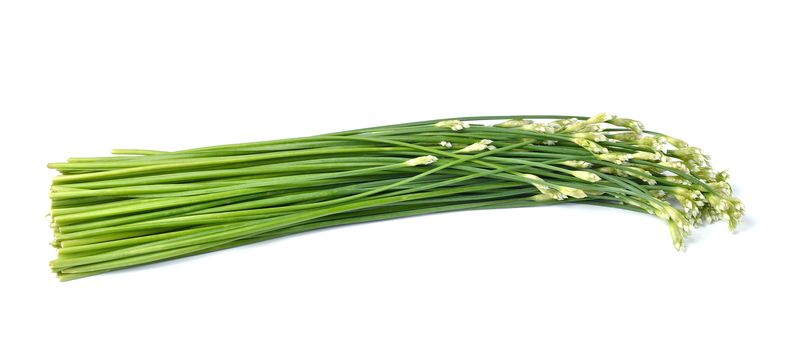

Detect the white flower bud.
[
  {"left": 597, "top": 152, "right": 632, "bottom": 164},
  {"left": 637, "top": 136, "right": 666, "bottom": 152},
  {"left": 631, "top": 151, "right": 663, "bottom": 161},
  {"left": 434, "top": 119, "right": 470, "bottom": 131},
  {"left": 662, "top": 176, "right": 691, "bottom": 185},
  {"left": 572, "top": 132, "right": 608, "bottom": 142},
  {"left": 460, "top": 139, "right": 495, "bottom": 153},
  {"left": 663, "top": 135, "right": 689, "bottom": 148},
  {"left": 557, "top": 186, "right": 588, "bottom": 198},
  {"left": 650, "top": 190, "right": 668, "bottom": 199},
  {"left": 609, "top": 132, "right": 642, "bottom": 142},
  {"left": 558, "top": 160, "right": 592, "bottom": 168},
  {"left": 585, "top": 112, "right": 615, "bottom": 124},
  {"left": 669, "top": 221, "right": 686, "bottom": 251},
  {"left": 716, "top": 170, "right": 730, "bottom": 182},
  {"left": 627, "top": 168, "right": 657, "bottom": 185},
  {"left": 570, "top": 170, "right": 601, "bottom": 182},
  {"left": 404, "top": 155, "right": 438, "bottom": 166},
  {"left": 573, "top": 138, "right": 608, "bottom": 154},
  {"left": 529, "top": 193, "right": 557, "bottom": 202},
  {"left": 521, "top": 173, "right": 564, "bottom": 200},
  {"left": 493, "top": 119, "right": 531, "bottom": 128},
  {"left": 552, "top": 118, "right": 579, "bottom": 127},
  {"left": 520, "top": 123, "right": 558, "bottom": 133},
  {"left": 659, "top": 160, "right": 690, "bottom": 173},
  {"left": 597, "top": 166, "right": 627, "bottom": 177},
  {"left": 608, "top": 118, "right": 645, "bottom": 133},
  {"left": 439, "top": 141, "right": 452, "bottom": 148},
  {"left": 564, "top": 121, "right": 603, "bottom": 133}
]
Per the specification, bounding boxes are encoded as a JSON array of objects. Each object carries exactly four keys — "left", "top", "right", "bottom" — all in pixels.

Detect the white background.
[{"left": 1, "top": 1, "right": 796, "bottom": 349}]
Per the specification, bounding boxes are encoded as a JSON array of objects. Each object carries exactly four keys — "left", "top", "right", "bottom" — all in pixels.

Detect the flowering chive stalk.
[{"left": 48, "top": 114, "right": 744, "bottom": 281}]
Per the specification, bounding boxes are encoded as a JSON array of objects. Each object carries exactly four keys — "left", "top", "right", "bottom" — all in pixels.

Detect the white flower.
[
  {"left": 434, "top": 120, "right": 470, "bottom": 131},
  {"left": 439, "top": 141, "right": 452, "bottom": 148},
  {"left": 404, "top": 155, "right": 439, "bottom": 166}
]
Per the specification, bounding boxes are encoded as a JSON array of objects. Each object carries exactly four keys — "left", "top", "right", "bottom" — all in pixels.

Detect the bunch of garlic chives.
[{"left": 48, "top": 114, "right": 743, "bottom": 281}]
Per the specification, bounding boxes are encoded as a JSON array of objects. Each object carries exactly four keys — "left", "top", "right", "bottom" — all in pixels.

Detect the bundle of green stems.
[{"left": 48, "top": 114, "right": 744, "bottom": 281}]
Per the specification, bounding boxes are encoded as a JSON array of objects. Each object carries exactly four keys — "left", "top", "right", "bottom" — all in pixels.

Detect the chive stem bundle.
[{"left": 48, "top": 114, "right": 744, "bottom": 281}]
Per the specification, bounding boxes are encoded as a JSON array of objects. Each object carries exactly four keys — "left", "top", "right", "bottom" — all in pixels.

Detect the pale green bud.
[
  {"left": 585, "top": 112, "right": 615, "bottom": 124},
  {"left": 459, "top": 139, "right": 496, "bottom": 153},
  {"left": 521, "top": 173, "right": 549, "bottom": 191},
  {"left": 404, "top": 155, "right": 438, "bottom": 166},
  {"left": 663, "top": 135, "right": 689, "bottom": 148},
  {"left": 659, "top": 160, "right": 690, "bottom": 173},
  {"left": 662, "top": 175, "right": 691, "bottom": 185},
  {"left": 626, "top": 168, "right": 657, "bottom": 185},
  {"left": 558, "top": 160, "right": 593, "bottom": 168},
  {"left": 573, "top": 138, "right": 608, "bottom": 154},
  {"left": 609, "top": 132, "right": 642, "bottom": 142},
  {"left": 706, "top": 193, "right": 730, "bottom": 211},
  {"left": 551, "top": 118, "right": 578, "bottom": 127},
  {"left": 708, "top": 181, "right": 732, "bottom": 195},
  {"left": 716, "top": 170, "right": 730, "bottom": 182},
  {"left": 520, "top": 123, "right": 558, "bottom": 133},
  {"left": 669, "top": 221, "right": 686, "bottom": 251},
  {"left": 434, "top": 119, "right": 470, "bottom": 131},
  {"left": 597, "top": 152, "right": 632, "bottom": 164},
  {"left": 557, "top": 186, "right": 588, "bottom": 198},
  {"left": 572, "top": 132, "right": 608, "bottom": 142},
  {"left": 636, "top": 136, "right": 666, "bottom": 152},
  {"left": 608, "top": 118, "right": 645, "bottom": 133},
  {"left": 494, "top": 119, "right": 531, "bottom": 128},
  {"left": 631, "top": 151, "right": 663, "bottom": 161},
  {"left": 529, "top": 193, "right": 557, "bottom": 202},
  {"left": 570, "top": 170, "right": 601, "bottom": 182},
  {"left": 564, "top": 121, "right": 603, "bottom": 133},
  {"left": 597, "top": 166, "right": 628, "bottom": 177},
  {"left": 649, "top": 189, "right": 668, "bottom": 199},
  {"left": 521, "top": 173, "right": 566, "bottom": 200}
]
